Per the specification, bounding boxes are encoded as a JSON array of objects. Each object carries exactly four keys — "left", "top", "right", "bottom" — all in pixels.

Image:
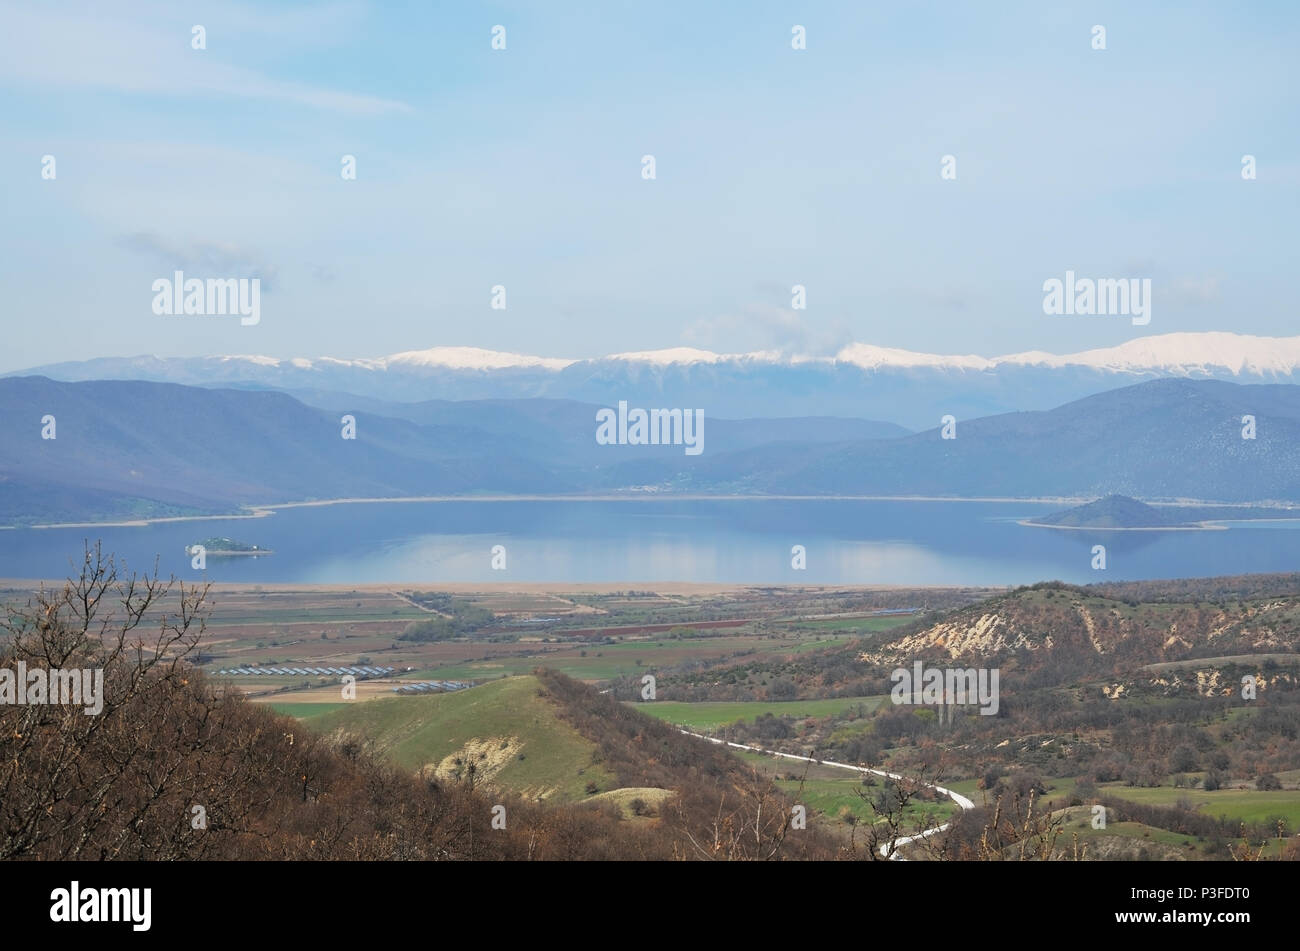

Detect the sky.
[{"left": 0, "top": 0, "right": 1296, "bottom": 372}]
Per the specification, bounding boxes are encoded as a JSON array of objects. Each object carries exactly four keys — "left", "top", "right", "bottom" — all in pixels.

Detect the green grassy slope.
[{"left": 309, "top": 675, "right": 613, "bottom": 801}]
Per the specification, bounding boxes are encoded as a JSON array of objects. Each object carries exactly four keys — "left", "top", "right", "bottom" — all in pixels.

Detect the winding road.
[{"left": 679, "top": 729, "right": 975, "bottom": 859}]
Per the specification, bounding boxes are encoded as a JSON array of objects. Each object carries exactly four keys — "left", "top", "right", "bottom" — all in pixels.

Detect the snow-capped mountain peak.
[
  {"left": 998, "top": 332, "right": 1300, "bottom": 376},
  {"left": 383, "top": 346, "right": 575, "bottom": 371},
  {"left": 833, "top": 343, "right": 994, "bottom": 371}
]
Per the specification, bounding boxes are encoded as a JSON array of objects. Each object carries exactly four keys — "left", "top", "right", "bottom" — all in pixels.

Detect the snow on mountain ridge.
[
  {"left": 1007, "top": 333, "right": 1300, "bottom": 376},
  {"left": 195, "top": 333, "right": 1300, "bottom": 377},
  {"left": 605, "top": 347, "right": 786, "bottom": 365},
  {"left": 384, "top": 346, "right": 574, "bottom": 371},
  {"left": 208, "top": 347, "right": 573, "bottom": 372},
  {"left": 833, "top": 343, "right": 994, "bottom": 371}
]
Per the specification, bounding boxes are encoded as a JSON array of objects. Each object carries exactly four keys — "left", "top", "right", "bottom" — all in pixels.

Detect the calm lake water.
[{"left": 2, "top": 500, "right": 1298, "bottom": 585}]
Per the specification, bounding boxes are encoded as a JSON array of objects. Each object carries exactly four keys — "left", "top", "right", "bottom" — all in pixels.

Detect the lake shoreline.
[
  {"left": 1016, "top": 519, "right": 1231, "bottom": 532},
  {"left": 12, "top": 492, "right": 1300, "bottom": 531}
]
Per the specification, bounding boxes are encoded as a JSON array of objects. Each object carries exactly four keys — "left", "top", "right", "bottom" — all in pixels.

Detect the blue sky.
[{"left": 1, "top": 0, "right": 1296, "bottom": 372}]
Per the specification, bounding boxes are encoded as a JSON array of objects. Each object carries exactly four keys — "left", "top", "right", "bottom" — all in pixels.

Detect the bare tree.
[
  {"left": 847, "top": 763, "right": 947, "bottom": 861},
  {"left": 670, "top": 763, "right": 807, "bottom": 860}
]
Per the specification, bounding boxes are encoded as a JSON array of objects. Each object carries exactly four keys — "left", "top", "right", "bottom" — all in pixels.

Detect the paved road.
[{"left": 680, "top": 729, "right": 975, "bottom": 860}]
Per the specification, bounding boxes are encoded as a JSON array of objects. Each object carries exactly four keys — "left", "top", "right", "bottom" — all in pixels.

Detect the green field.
[
  {"left": 1100, "top": 784, "right": 1300, "bottom": 828},
  {"left": 727, "top": 749, "right": 957, "bottom": 828},
  {"left": 404, "top": 655, "right": 660, "bottom": 682},
  {"left": 407, "top": 631, "right": 859, "bottom": 683},
  {"left": 1051, "top": 806, "right": 1294, "bottom": 859},
  {"left": 1046, "top": 809, "right": 1207, "bottom": 858},
  {"left": 308, "top": 675, "right": 613, "bottom": 801},
  {"left": 204, "top": 607, "right": 426, "bottom": 624},
  {"left": 786, "top": 636, "right": 854, "bottom": 653},
  {"left": 775, "top": 775, "right": 958, "bottom": 827},
  {"left": 943, "top": 778, "right": 983, "bottom": 800},
  {"left": 583, "top": 786, "right": 675, "bottom": 820},
  {"left": 633, "top": 695, "right": 885, "bottom": 730},
  {"left": 782, "top": 616, "right": 916, "bottom": 632},
  {"left": 268, "top": 702, "right": 348, "bottom": 719}
]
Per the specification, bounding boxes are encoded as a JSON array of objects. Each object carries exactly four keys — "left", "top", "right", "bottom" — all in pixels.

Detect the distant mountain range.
[
  {"left": 11, "top": 332, "right": 1300, "bottom": 429},
  {"left": 3, "top": 374, "right": 1300, "bottom": 525},
  {"left": 0, "top": 377, "right": 904, "bottom": 524},
  {"left": 661, "top": 378, "right": 1300, "bottom": 501}
]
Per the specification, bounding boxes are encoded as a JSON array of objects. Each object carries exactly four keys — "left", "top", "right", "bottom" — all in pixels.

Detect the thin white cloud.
[
  {"left": 0, "top": 2, "right": 411, "bottom": 116},
  {"left": 117, "top": 232, "right": 279, "bottom": 291},
  {"left": 684, "top": 302, "right": 853, "bottom": 358}
]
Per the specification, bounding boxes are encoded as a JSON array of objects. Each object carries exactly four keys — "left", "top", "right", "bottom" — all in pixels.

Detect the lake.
[{"left": 2, "top": 499, "right": 1298, "bottom": 585}]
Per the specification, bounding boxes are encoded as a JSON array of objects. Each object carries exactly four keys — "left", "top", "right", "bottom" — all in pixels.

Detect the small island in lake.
[
  {"left": 1021, "top": 495, "right": 1212, "bottom": 531},
  {"left": 186, "top": 536, "right": 274, "bottom": 556}
]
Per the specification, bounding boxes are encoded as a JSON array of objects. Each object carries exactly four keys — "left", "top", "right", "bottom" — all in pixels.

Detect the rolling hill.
[
  {"left": 307, "top": 668, "right": 843, "bottom": 859},
  {"left": 310, "top": 675, "right": 614, "bottom": 801},
  {"left": 1026, "top": 495, "right": 1198, "bottom": 529},
  {"left": 859, "top": 580, "right": 1300, "bottom": 682}
]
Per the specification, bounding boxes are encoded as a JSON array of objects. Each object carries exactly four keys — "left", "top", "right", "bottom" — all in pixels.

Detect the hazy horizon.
[{"left": 2, "top": 0, "right": 1296, "bottom": 373}]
